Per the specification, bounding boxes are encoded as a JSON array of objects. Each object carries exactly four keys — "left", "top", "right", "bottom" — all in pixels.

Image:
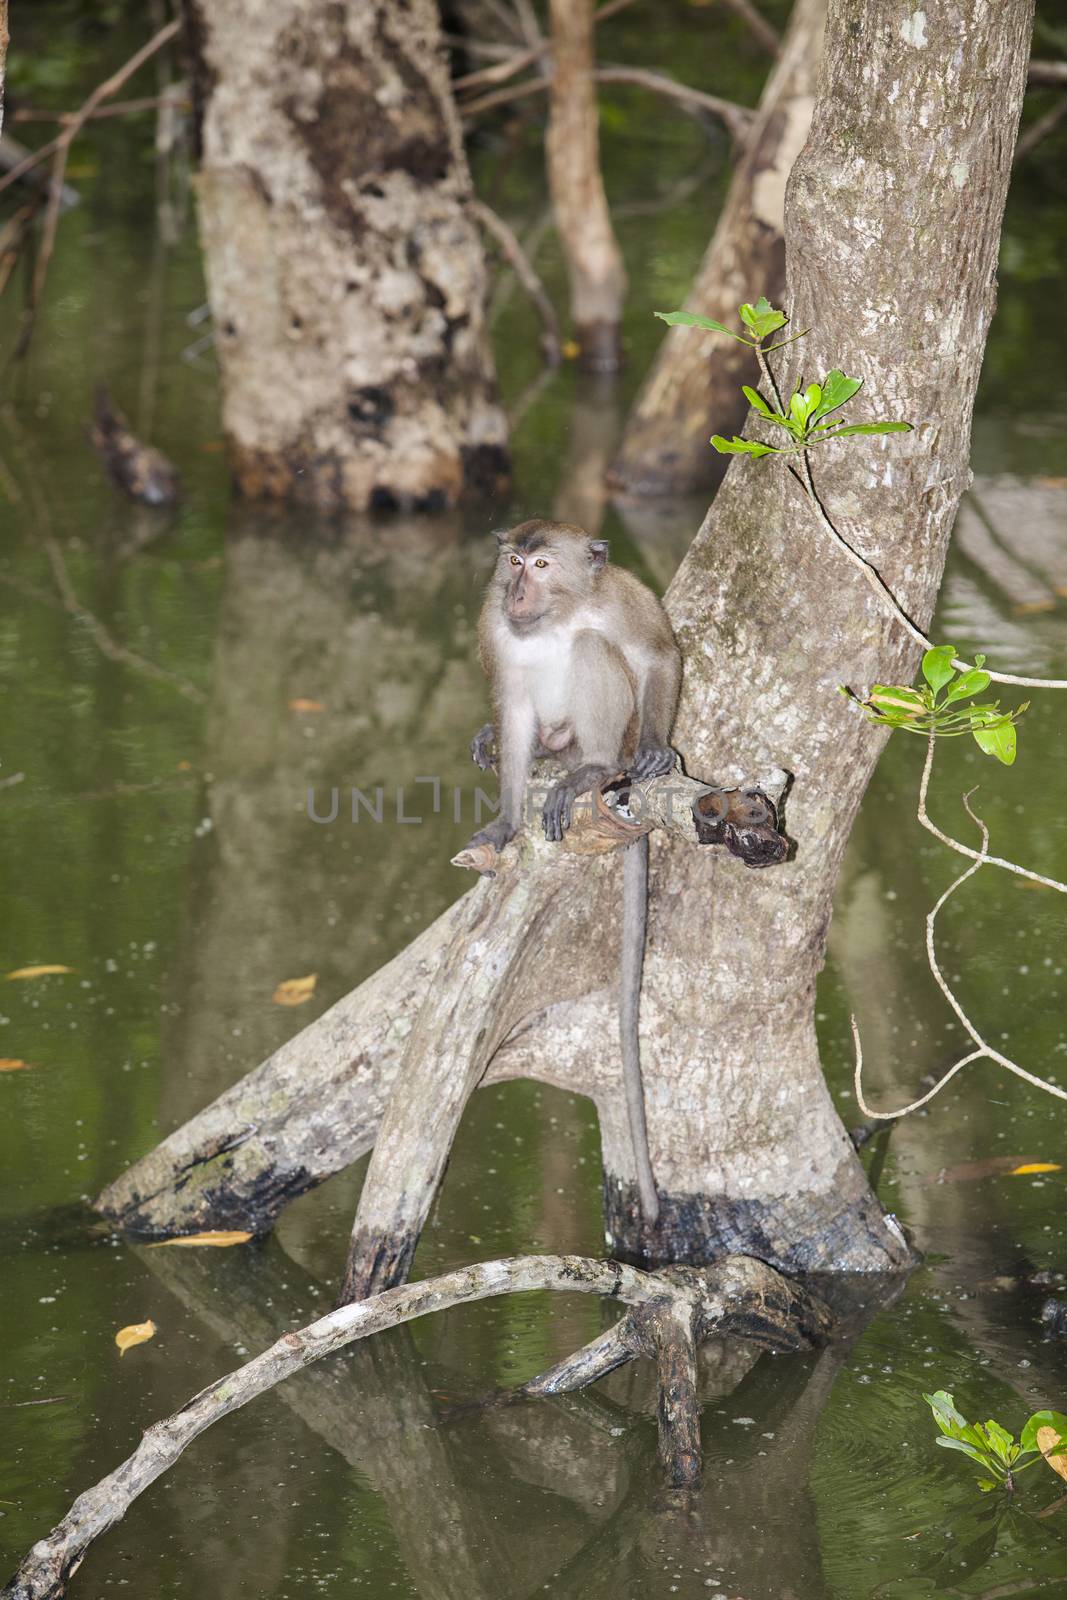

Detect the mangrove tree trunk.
[
  {"left": 545, "top": 0, "right": 627, "bottom": 371},
  {"left": 184, "top": 0, "right": 508, "bottom": 512}
]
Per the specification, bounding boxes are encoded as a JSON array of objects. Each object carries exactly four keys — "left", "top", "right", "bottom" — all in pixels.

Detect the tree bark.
[
  {"left": 605, "top": 0, "right": 1033, "bottom": 1259},
  {"left": 183, "top": 0, "right": 508, "bottom": 512},
  {"left": 609, "top": 0, "right": 825, "bottom": 496},
  {"left": 545, "top": 0, "right": 627, "bottom": 371}
]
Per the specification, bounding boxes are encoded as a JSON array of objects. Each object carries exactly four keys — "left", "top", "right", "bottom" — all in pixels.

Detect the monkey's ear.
[
  {"left": 492, "top": 527, "right": 510, "bottom": 545},
  {"left": 589, "top": 539, "right": 609, "bottom": 570}
]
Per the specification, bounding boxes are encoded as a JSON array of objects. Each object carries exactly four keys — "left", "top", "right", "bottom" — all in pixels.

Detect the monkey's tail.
[{"left": 620, "top": 832, "right": 660, "bottom": 1225}]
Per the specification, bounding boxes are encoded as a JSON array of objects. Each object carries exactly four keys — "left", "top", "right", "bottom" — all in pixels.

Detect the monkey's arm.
[{"left": 466, "top": 691, "right": 537, "bottom": 851}]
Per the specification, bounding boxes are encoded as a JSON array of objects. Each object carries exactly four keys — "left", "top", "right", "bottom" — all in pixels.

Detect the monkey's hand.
[
  {"left": 629, "top": 743, "right": 677, "bottom": 780},
  {"left": 470, "top": 723, "right": 497, "bottom": 770},
  {"left": 464, "top": 817, "right": 516, "bottom": 853}
]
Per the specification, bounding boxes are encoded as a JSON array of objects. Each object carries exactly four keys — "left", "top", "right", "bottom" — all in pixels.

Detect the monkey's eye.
[
  {"left": 534, "top": 558, "right": 548, "bottom": 568},
  {"left": 509, "top": 554, "right": 522, "bottom": 566}
]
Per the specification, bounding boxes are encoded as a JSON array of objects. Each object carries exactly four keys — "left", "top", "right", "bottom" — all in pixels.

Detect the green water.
[{"left": 3, "top": 4, "right": 1067, "bottom": 1596}]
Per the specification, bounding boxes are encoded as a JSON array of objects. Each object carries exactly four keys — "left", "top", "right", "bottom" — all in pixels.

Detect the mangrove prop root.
[{"left": 1, "top": 1253, "right": 829, "bottom": 1600}]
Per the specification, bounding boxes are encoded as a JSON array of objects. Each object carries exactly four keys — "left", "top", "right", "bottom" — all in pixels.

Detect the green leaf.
[
  {"left": 936, "top": 1437, "right": 995, "bottom": 1468},
  {"left": 943, "top": 670, "right": 992, "bottom": 705},
  {"left": 655, "top": 310, "right": 753, "bottom": 345},
  {"left": 738, "top": 296, "right": 788, "bottom": 340},
  {"left": 977, "top": 1420, "right": 1017, "bottom": 1466},
  {"left": 976, "top": 1478, "right": 998, "bottom": 1493},
  {"left": 1021, "top": 1411, "right": 1067, "bottom": 1454},
  {"left": 973, "top": 720, "right": 1017, "bottom": 765},
  {"left": 868, "top": 684, "right": 927, "bottom": 716},
  {"left": 788, "top": 383, "right": 823, "bottom": 431},
  {"left": 741, "top": 384, "right": 777, "bottom": 420},
  {"left": 925, "top": 1391, "right": 972, "bottom": 1437},
  {"left": 922, "top": 645, "right": 957, "bottom": 694},
  {"left": 710, "top": 435, "right": 778, "bottom": 458},
  {"left": 810, "top": 370, "right": 863, "bottom": 424},
  {"left": 815, "top": 421, "right": 913, "bottom": 439}
]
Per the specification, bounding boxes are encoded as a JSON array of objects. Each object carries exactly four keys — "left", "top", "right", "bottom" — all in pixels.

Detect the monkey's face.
[{"left": 494, "top": 521, "right": 608, "bottom": 627}]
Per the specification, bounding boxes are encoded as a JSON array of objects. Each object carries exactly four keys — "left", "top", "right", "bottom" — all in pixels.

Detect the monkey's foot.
[
  {"left": 464, "top": 819, "right": 515, "bottom": 853},
  {"left": 629, "top": 743, "right": 677, "bottom": 780},
  {"left": 542, "top": 782, "right": 578, "bottom": 842},
  {"left": 470, "top": 723, "right": 496, "bottom": 770}
]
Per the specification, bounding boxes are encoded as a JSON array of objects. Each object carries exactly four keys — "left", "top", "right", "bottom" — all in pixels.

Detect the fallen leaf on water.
[
  {"left": 1011, "top": 1162, "right": 1062, "bottom": 1176},
  {"left": 560, "top": 339, "right": 581, "bottom": 361},
  {"left": 5, "top": 964, "right": 74, "bottom": 980},
  {"left": 176, "top": 759, "right": 192, "bottom": 771},
  {"left": 0, "top": 1059, "right": 32, "bottom": 1072},
  {"left": 1038, "top": 1426, "right": 1067, "bottom": 1484},
  {"left": 272, "top": 973, "right": 317, "bottom": 1006},
  {"left": 1013, "top": 600, "right": 1057, "bottom": 616},
  {"left": 1038, "top": 476, "right": 1067, "bottom": 489},
  {"left": 115, "top": 1320, "right": 156, "bottom": 1356},
  {"left": 147, "top": 1231, "right": 253, "bottom": 1249},
  {"left": 287, "top": 698, "right": 325, "bottom": 713}
]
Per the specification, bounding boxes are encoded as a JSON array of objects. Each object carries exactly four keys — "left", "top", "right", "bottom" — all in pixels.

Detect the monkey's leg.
[{"left": 542, "top": 630, "right": 633, "bottom": 842}]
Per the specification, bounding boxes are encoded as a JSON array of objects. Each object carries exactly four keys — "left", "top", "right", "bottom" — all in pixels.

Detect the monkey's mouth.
[{"left": 506, "top": 610, "right": 549, "bottom": 629}]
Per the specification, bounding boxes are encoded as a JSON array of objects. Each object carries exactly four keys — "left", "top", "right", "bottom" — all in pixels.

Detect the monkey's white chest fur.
[{"left": 500, "top": 623, "right": 575, "bottom": 726}]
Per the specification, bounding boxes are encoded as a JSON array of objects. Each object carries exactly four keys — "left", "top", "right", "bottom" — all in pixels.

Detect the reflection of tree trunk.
[
  {"left": 545, "top": 0, "right": 626, "bottom": 373},
  {"left": 140, "top": 1244, "right": 511, "bottom": 1600},
  {"left": 160, "top": 506, "right": 491, "bottom": 1127},
  {"left": 184, "top": 0, "right": 507, "bottom": 511},
  {"left": 609, "top": 0, "right": 825, "bottom": 496}
]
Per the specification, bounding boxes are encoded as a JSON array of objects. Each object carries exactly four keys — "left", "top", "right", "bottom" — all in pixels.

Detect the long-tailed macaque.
[{"left": 466, "top": 518, "right": 682, "bottom": 1223}]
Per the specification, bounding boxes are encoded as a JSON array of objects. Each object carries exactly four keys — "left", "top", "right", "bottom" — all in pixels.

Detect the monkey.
[{"left": 464, "top": 518, "right": 682, "bottom": 1225}]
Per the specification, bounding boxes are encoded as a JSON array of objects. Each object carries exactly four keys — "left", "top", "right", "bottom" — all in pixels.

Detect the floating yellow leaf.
[
  {"left": 1013, "top": 600, "right": 1056, "bottom": 616},
  {"left": 5, "top": 965, "right": 74, "bottom": 980},
  {"left": 1010, "top": 1162, "right": 1062, "bottom": 1176},
  {"left": 0, "top": 1059, "right": 32, "bottom": 1072},
  {"left": 147, "top": 1231, "right": 253, "bottom": 1249},
  {"left": 272, "top": 973, "right": 317, "bottom": 1006},
  {"left": 1038, "top": 1426, "right": 1067, "bottom": 1483},
  {"left": 1039, "top": 477, "right": 1067, "bottom": 489},
  {"left": 560, "top": 339, "right": 581, "bottom": 361},
  {"left": 115, "top": 1320, "right": 156, "bottom": 1356},
  {"left": 287, "top": 698, "right": 325, "bottom": 713},
  {"left": 176, "top": 759, "right": 192, "bottom": 771}
]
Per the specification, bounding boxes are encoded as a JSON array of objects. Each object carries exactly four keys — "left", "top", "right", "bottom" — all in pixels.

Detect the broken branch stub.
[{"left": 452, "top": 766, "right": 790, "bottom": 873}]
